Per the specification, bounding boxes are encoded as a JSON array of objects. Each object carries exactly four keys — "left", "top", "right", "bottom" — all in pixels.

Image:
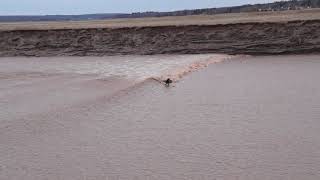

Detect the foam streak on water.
[{"left": 0, "top": 54, "right": 233, "bottom": 82}]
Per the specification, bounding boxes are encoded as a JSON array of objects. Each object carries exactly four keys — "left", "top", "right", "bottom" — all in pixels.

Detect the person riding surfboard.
[{"left": 164, "top": 78, "right": 173, "bottom": 86}]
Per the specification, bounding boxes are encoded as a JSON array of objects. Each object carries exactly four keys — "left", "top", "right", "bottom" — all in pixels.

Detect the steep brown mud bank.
[{"left": 0, "top": 20, "right": 319, "bottom": 56}]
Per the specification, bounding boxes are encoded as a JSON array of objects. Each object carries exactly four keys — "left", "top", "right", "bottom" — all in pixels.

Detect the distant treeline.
[
  {"left": 124, "top": 0, "right": 320, "bottom": 18},
  {"left": 1, "top": 0, "right": 320, "bottom": 22}
]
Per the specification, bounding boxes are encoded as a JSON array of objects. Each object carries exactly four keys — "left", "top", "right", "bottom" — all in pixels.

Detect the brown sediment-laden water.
[{"left": 1, "top": 54, "right": 320, "bottom": 180}]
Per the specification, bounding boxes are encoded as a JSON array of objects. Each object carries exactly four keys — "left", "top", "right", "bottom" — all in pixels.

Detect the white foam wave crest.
[
  {"left": 0, "top": 54, "right": 237, "bottom": 83},
  {"left": 154, "top": 54, "right": 235, "bottom": 82}
]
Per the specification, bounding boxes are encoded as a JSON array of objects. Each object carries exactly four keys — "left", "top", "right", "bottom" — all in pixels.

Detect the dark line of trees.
[{"left": 124, "top": 0, "right": 320, "bottom": 18}]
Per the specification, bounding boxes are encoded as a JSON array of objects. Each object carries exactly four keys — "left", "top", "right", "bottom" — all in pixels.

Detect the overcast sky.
[{"left": 0, "top": 0, "right": 276, "bottom": 15}]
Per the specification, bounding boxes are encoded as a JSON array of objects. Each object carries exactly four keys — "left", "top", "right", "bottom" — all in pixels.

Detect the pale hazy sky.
[{"left": 0, "top": 0, "right": 276, "bottom": 15}]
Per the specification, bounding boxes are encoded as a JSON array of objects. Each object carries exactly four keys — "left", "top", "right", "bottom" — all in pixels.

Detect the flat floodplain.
[{"left": 1, "top": 8, "right": 320, "bottom": 31}]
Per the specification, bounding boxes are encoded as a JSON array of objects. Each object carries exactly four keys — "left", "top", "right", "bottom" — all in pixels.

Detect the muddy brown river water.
[{"left": 0, "top": 55, "right": 320, "bottom": 180}]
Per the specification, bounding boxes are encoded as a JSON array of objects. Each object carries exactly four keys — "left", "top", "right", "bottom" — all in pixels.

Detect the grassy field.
[{"left": 1, "top": 8, "right": 320, "bottom": 31}]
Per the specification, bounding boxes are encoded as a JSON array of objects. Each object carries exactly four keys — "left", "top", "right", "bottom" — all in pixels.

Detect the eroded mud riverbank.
[{"left": 1, "top": 20, "right": 320, "bottom": 57}]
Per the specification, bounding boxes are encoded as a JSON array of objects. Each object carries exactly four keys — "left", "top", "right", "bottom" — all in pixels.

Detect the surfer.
[{"left": 164, "top": 78, "right": 173, "bottom": 86}]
